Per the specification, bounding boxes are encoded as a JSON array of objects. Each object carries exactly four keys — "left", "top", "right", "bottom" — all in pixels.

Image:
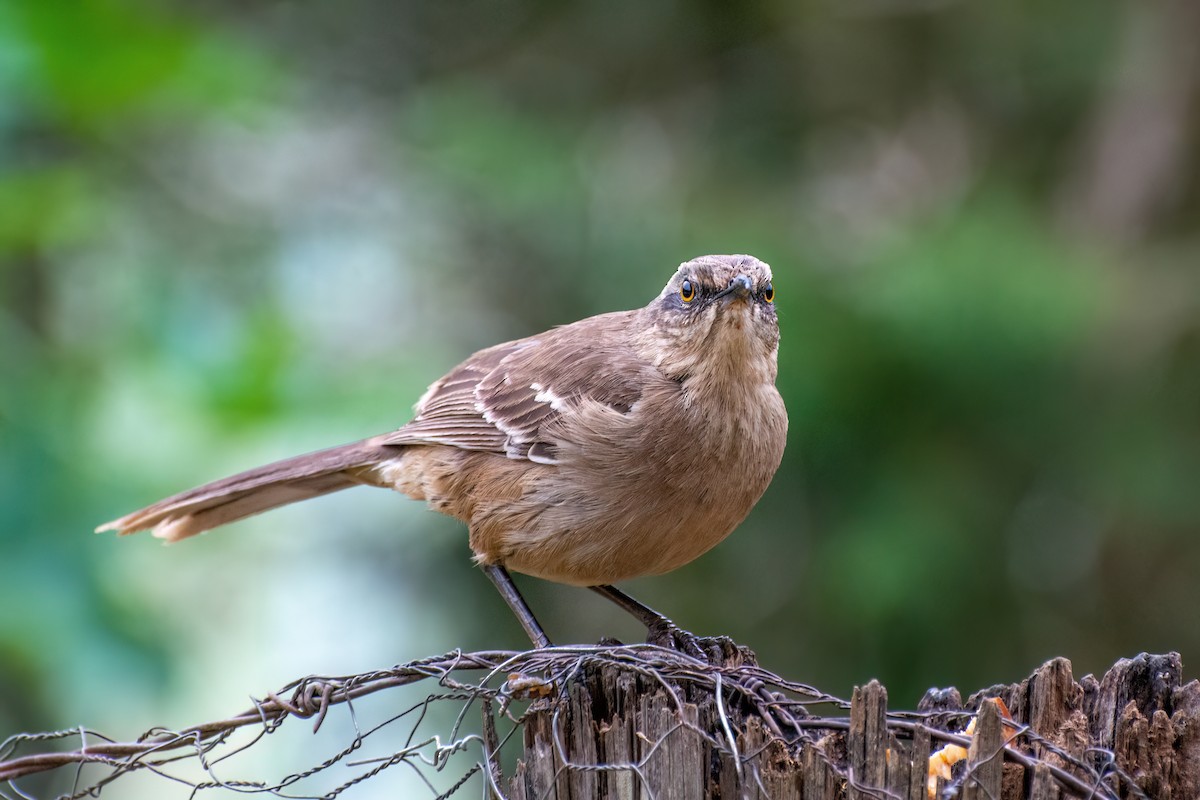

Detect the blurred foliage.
[{"left": 2, "top": 1, "right": 1199, "bottom": 790}]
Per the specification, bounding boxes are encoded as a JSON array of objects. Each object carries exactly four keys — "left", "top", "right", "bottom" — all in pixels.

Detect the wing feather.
[{"left": 382, "top": 312, "right": 648, "bottom": 463}]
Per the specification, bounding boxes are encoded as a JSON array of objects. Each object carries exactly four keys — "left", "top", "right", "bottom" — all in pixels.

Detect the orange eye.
[
  {"left": 763, "top": 283, "right": 774, "bottom": 303},
  {"left": 680, "top": 279, "right": 696, "bottom": 303}
]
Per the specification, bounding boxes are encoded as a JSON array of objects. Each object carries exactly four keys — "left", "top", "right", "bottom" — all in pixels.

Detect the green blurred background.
[{"left": 2, "top": 0, "right": 1199, "bottom": 786}]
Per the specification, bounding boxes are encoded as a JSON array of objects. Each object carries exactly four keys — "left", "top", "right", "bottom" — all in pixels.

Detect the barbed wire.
[{"left": 0, "top": 644, "right": 1142, "bottom": 799}]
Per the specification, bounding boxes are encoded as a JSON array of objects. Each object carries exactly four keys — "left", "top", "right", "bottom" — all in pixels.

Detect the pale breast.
[{"left": 482, "top": 377, "right": 787, "bottom": 585}]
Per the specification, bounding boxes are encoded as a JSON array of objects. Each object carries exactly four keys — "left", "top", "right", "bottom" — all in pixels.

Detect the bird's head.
[{"left": 637, "top": 254, "right": 779, "bottom": 383}]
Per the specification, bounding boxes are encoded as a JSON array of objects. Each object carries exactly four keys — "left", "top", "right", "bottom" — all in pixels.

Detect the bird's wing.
[{"left": 382, "top": 312, "right": 648, "bottom": 464}]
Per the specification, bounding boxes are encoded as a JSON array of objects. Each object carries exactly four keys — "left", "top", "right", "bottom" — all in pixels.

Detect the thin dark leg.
[
  {"left": 589, "top": 584, "right": 671, "bottom": 629},
  {"left": 483, "top": 564, "right": 552, "bottom": 648},
  {"left": 590, "top": 584, "right": 706, "bottom": 658}
]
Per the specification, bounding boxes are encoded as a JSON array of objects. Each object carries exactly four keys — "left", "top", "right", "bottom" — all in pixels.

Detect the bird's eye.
[
  {"left": 680, "top": 279, "right": 697, "bottom": 303},
  {"left": 763, "top": 283, "right": 774, "bottom": 303}
]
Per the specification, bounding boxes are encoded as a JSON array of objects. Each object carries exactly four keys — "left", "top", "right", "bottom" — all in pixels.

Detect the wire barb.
[{"left": 0, "top": 645, "right": 1138, "bottom": 799}]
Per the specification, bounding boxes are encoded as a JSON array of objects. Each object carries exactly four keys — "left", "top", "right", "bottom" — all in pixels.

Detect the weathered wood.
[
  {"left": 885, "top": 728, "right": 912, "bottom": 800},
  {"left": 1029, "top": 762, "right": 1060, "bottom": 800},
  {"left": 907, "top": 723, "right": 932, "bottom": 800},
  {"left": 506, "top": 650, "right": 1200, "bottom": 799},
  {"left": 963, "top": 699, "right": 1003, "bottom": 800},
  {"left": 600, "top": 669, "right": 638, "bottom": 799},
  {"left": 1173, "top": 677, "right": 1200, "bottom": 800},
  {"left": 599, "top": 706, "right": 636, "bottom": 799},
  {"left": 639, "top": 693, "right": 705, "bottom": 800},
  {"left": 747, "top": 725, "right": 803, "bottom": 799},
  {"left": 802, "top": 739, "right": 836, "bottom": 800},
  {"left": 565, "top": 679, "right": 599, "bottom": 799},
  {"left": 848, "top": 680, "right": 887, "bottom": 799}
]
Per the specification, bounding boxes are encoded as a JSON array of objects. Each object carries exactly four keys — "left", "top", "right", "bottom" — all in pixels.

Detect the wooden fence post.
[{"left": 507, "top": 651, "right": 1200, "bottom": 799}]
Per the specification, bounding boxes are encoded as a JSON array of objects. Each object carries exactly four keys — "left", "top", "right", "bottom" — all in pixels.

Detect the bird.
[{"left": 98, "top": 254, "right": 788, "bottom": 650}]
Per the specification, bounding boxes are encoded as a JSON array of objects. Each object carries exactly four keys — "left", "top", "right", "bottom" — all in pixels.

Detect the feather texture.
[
  {"left": 96, "top": 441, "right": 393, "bottom": 542},
  {"left": 98, "top": 254, "right": 788, "bottom": 588},
  {"left": 384, "top": 313, "right": 647, "bottom": 463}
]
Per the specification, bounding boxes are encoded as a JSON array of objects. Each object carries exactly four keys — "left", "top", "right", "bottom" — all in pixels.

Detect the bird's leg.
[
  {"left": 589, "top": 584, "right": 706, "bottom": 659},
  {"left": 483, "top": 564, "right": 552, "bottom": 649}
]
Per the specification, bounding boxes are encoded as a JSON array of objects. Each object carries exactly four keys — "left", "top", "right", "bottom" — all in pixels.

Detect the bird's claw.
[
  {"left": 645, "top": 618, "right": 709, "bottom": 660},
  {"left": 644, "top": 620, "right": 756, "bottom": 667}
]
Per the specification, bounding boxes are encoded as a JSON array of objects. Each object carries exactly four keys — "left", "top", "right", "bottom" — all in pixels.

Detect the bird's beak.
[{"left": 715, "top": 274, "right": 754, "bottom": 302}]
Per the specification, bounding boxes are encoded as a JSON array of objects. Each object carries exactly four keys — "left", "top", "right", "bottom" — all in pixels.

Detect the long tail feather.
[{"left": 96, "top": 439, "right": 394, "bottom": 542}]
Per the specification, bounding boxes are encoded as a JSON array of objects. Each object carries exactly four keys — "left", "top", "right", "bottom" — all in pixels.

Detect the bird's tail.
[{"left": 96, "top": 438, "right": 394, "bottom": 542}]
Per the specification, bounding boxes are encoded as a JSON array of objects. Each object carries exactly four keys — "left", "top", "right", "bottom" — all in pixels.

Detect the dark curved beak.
[{"left": 715, "top": 274, "right": 754, "bottom": 301}]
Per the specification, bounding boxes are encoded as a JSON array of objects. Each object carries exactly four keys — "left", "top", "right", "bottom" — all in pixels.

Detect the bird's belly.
[
  {"left": 495, "top": 469, "right": 766, "bottom": 586},
  {"left": 448, "top": 383, "right": 787, "bottom": 587},
  {"left": 501, "top": 517, "right": 733, "bottom": 586}
]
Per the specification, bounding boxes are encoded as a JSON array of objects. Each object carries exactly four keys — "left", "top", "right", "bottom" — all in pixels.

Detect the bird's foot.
[
  {"left": 645, "top": 619, "right": 756, "bottom": 667},
  {"left": 586, "top": 584, "right": 757, "bottom": 665},
  {"left": 645, "top": 617, "right": 711, "bottom": 661}
]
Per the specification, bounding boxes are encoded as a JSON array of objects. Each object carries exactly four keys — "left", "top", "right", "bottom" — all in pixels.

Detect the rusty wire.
[{"left": 0, "top": 644, "right": 1129, "bottom": 800}]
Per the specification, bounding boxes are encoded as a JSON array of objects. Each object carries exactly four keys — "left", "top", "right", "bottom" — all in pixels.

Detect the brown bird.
[{"left": 98, "top": 254, "right": 788, "bottom": 650}]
